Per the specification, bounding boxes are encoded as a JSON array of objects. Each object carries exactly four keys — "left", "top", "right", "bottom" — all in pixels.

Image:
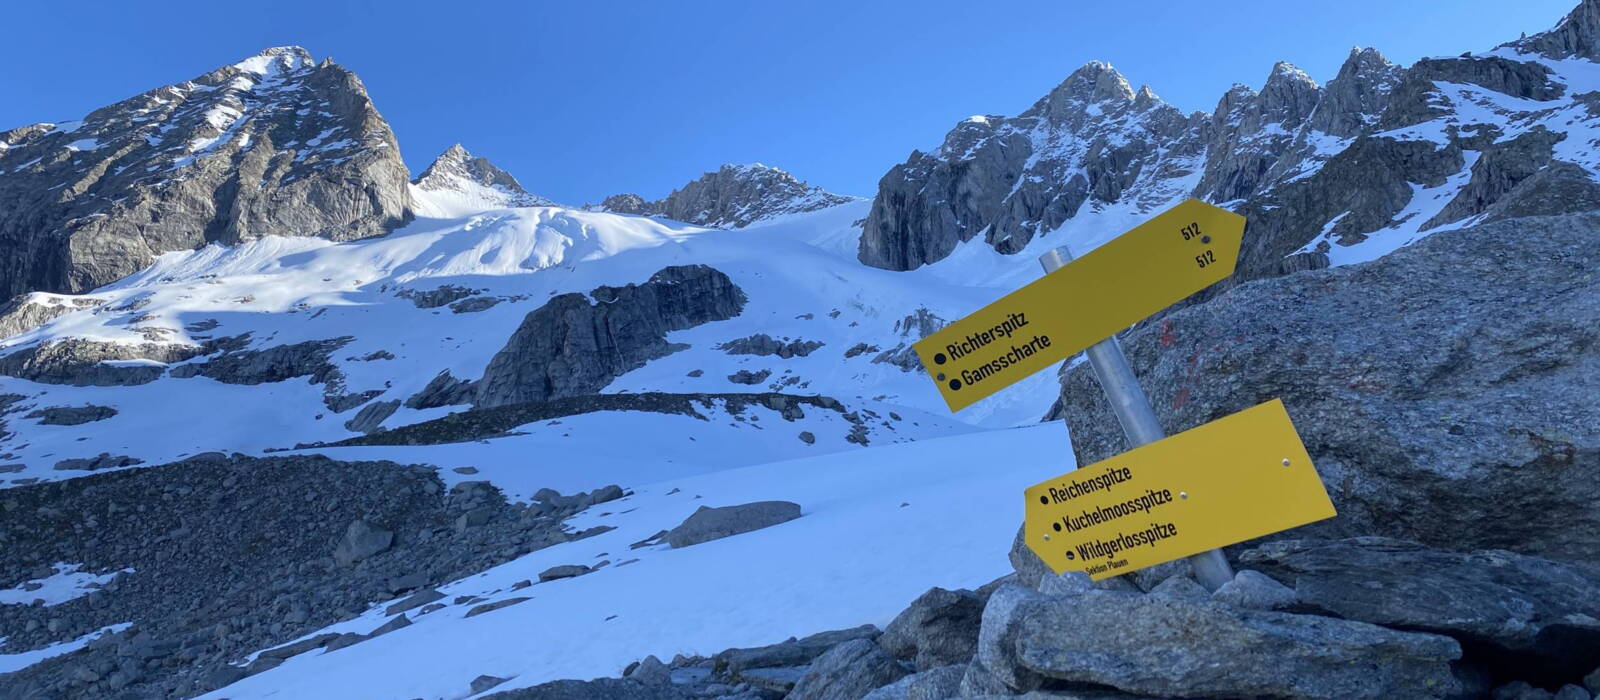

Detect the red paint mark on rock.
[{"left": 1159, "top": 320, "right": 1177, "bottom": 348}]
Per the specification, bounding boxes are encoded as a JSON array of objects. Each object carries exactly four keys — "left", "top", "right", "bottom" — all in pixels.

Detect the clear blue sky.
[{"left": 0, "top": 0, "right": 1577, "bottom": 204}]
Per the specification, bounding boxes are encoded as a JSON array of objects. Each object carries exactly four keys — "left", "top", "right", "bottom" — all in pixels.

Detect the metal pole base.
[{"left": 1041, "top": 244, "right": 1235, "bottom": 591}]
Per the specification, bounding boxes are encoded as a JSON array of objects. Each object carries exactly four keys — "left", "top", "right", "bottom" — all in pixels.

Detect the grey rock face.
[
  {"left": 1195, "top": 63, "right": 1321, "bottom": 203},
  {"left": 787, "top": 638, "right": 909, "bottom": 700},
  {"left": 1304, "top": 47, "right": 1404, "bottom": 138},
  {"left": 332, "top": 519, "right": 393, "bottom": 567},
  {"left": 1242, "top": 537, "right": 1600, "bottom": 682},
  {"left": 665, "top": 501, "right": 801, "bottom": 548},
  {"left": 974, "top": 583, "right": 1047, "bottom": 692},
  {"left": 343, "top": 399, "right": 398, "bottom": 434},
  {"left": 598, "top": 193, "right": 651, "bottom": 215},
  {"left": 599, "top": 164, "right": 856, "bottom": 228},
  {"left": 537, "top": 564, "right": 591, "bottom": 582},
  {"left": 727, "top": 368, "right": 771, "bottom": 385},
  {"left": 396, "top": 284, "right": 478, "bottom": 309},
  {"left": 1052, "top": 213, "right": 1600, "bottom": 565},
  {"left": 878, "top": 587, "right": 983, "bottom": 671},
  {"left": 474, "top": 265, "right": 746, "bottom": 408},
  {"left": 1210, "top": 569, "right": 1295, "bottom": 611},
  {"left": 170, "top": 335, "right": 366, "bottom": 411},
  {"left": 624, "top": 655, "right": 671, "bottom": 686},
  {"left": 1508, "top": 0, "right": 1600, "bottom": 59},
  {"left": 857, "top": 61, "right": 1206, "bottom": 270},
  {"left": 860, "top": 664, "right": 965, "bottom": 700},
  {"left": 483, "top": 677, "right": 687, "bottom": 700},
  {"left": 1007, "top": 525, "right": 1052, "bottom": 590},
  {"left": 717, "top": 333, "right": 824, "bottom": 358},
  {"left": 0, "top": 338, "right": 202, "bottom": 386},
  {"left": 1011, "top": 589, "right": 1461, "bottom": 699},
  {"left": 52, "top": 453, "right": 143, "bottom": 472},
  {"left": 464, "top": 597, "right": 529, "bottom": 618},
  {"left": 0, "top": 47, "right": 411, "bottom": 296},
  {"left": 26, "top": 405, "right": 117, "bottom": 426},
  {"left": 856, "top": 15, "right": 1600, "bottom": 302},
  {"left": 0, "top": 294, "right": 104, "bottom": 340},
  {"left": 404, "top": 370, "right": 475, "bottom": 409},
  {"left": 870, "top": 309, "right": 946, "bottom": 373},
  {"left": 412, "top": 143, "right": 553, "bottom": 208},
  {"left": 712, "top": 625, "right": 881, "bottom": 679}
]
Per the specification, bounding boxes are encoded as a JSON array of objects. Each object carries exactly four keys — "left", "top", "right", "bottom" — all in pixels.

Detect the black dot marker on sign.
[
  {"left": 1038, "top": 495, "right": 1048, "bottom": 505},
  {"left": 933, "top": 353, "right": 947, "bottom": 365},
  {"left": 1064, "top": 551, "right": 1076, "bottom": 561},
  {"left": 948, "top": 379, "right": 962, "bottom": 391},
  {"left": 936, "top": 373, "right": 946, "bottom": 381},
  {"left": 1051, "top": 522, "right": 1062, "bottom": 532},
  {"left": 1201, "top": 235, "right": 1212, "bottom": 244}
]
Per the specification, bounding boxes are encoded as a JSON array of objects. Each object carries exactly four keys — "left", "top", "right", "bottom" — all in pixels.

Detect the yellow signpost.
[
  {"left": 1023, "top": 400, "right": 1336, "bottom": 579},
  {"left": 913, "top": 199, "right": 1245, "bottom": 412}
]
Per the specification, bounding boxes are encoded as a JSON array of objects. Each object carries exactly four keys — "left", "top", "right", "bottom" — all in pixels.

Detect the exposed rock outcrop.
[
  {"left": 0, "top": 294, "right": 104, "bottom": 340},
  {"left": 0, "top": 339, "right": 204, "bottom": 386},
  {"left": 598, "top": 164, "right": 857, "bottom": 228},
  {"left": 0, "top": 47, "right": 411, "bottom": 296},
  {"left": 1050, "top": 213, "right": 1600, "bottom": 565},
  {"left": 474, "top": 265, "right": 746, "bottom": 408}
]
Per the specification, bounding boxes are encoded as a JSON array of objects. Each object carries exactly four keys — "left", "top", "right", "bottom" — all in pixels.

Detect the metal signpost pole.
[{"left": 1038, "top": 246, "right": 1236, "bottom": 591}]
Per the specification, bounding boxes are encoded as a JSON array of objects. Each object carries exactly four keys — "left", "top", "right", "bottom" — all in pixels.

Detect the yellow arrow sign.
[
  {"left": 1024, "top": 399, "right": 1335, "bottom": 580},
  {"left": 914, "top": 199, "right": 1244, "bottom": 412}
]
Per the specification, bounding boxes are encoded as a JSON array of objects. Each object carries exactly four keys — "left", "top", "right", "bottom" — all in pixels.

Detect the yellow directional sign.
[
  {"left": 1024, "top": 399, "right": 1335, "bottom": 580},
  {"left": 914, "top": 199, "right": 1245, "bottom": 412}
]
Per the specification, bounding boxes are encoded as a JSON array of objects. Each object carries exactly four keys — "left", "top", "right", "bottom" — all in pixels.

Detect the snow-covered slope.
[
  {"left": 199, "top": 420, "right": 1074, "bottom": 700},
  {"left": 410, "top": 144, "right": 557, "bottom": 217},
  {"left": 0, "top": 198, "right": 1064, "bottom": 491}
]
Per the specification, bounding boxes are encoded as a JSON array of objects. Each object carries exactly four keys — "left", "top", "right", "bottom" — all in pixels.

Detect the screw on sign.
[{"left": 912, "top": 199, "right": 1338, "bottom": 590}]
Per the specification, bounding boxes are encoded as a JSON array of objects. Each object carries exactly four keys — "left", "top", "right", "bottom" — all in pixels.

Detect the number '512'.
[{"left": 1194, "top": 250, "right": 1216, "bottom": 268}]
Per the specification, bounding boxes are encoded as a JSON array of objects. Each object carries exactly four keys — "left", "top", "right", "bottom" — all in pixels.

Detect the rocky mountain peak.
[
  {"left": 408, "top": 144, "right": 554, "bottom": 215},
  {"left": 1504, "top": 0, "right": 1600, "bottom": 59},
  {"left": 1022, "top": 61, "right": 1138, "bottom": 127},
  {"left": 0, "top": 45, "right": 412, "bottom": 295},
  {"left": 231, "top": 46, "right": 315, "bottom": 75},
  {"left": 1307, "top": 47, "right": 1402, "bottom": 137},
  {"left": 597, "top": 163, "right": 857, "bottom": 229}
]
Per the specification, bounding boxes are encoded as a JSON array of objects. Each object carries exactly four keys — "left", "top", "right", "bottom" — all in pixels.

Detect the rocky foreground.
[
  {"left": 478, "top": 535, "right": 1600, "bottom": 700},
  {"left": 469, "top": 212, "right": 1600, "bottom": 698}
]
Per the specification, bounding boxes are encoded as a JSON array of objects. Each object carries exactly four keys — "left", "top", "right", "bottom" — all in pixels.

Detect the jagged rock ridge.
[
  {"left": 0, "top": 46, "right": 413, "bottom": 296},
  {"left": 598, "top": 163, "right": 858, "bottom": 228},
  {"left": 859, "top": 1, "right": 1600, "bottom": 293}
]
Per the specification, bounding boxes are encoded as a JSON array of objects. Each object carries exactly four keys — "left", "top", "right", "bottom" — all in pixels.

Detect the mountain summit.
[
  {"left": 599, "top": 163, "right": 858, "bottom": 228},
  {"left": 0, "top": 46, "right": 413, "bottom": 296},
  {"left": 409, "top": 143, "right": 555, "bottom": 217}
]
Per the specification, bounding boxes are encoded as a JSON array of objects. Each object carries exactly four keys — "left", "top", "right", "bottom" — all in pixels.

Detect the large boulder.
[
  {"left": 1052, "top": 212, "right": 1600, "bottom": 566},
  {"left": 1010, "top": 588, "right": 1463, "bottom": 699},
  {"left": 474, "top": 265, "right": 746, "bottom": 408},
  {"left": 665, "top": 501, "right": 802, "bottom": 548},
  {"left": 786, "top": 638, "right": 909, "bottom": 700},
  {"left": 860, "top": 664, "right": 966, "bottom": 700},
  {"left": 1242, "top": 537, "right": 1600, "bottom": 684},
  {"left": 878, "top": 587, "right": 984, "bottom": 671},
  {"left": 332, "top": 519, "right": 393, "bottom": 567}
]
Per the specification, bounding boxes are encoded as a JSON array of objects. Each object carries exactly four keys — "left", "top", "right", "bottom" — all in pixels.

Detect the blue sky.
[{"left": 0, "top": 0, "right": 1577, "bottom": 204}]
